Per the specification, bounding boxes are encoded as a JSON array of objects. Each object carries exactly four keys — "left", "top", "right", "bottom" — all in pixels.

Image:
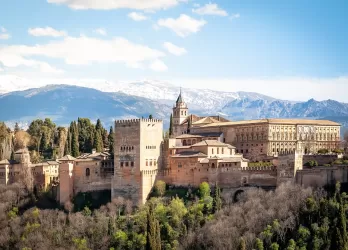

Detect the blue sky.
[{"left": 0, "top": 0, "right": 347, "bottom": 101}]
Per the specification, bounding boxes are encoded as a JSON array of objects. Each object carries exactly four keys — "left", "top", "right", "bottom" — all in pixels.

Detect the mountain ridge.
[{"left": 0, "top": 82, "right": 348, "bottom": 132}]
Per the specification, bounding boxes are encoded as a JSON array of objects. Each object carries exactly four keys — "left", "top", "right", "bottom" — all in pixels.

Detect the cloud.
[
  {"left": 47, "top": 0, "right": 187, "bottom": 11},
  {"left": 149, "top": 60, "right": 168, "bottom": 71},
  {"left": 192, "top": 3, "right": 228, "bottom": 16},
  {"left": 163, "top": 42, "right": 187, "bottom": 56},
  {"left": 128, "top": 12, "right": 148, "bottom": 21},
  {"left": 94, "top": 28, "right": 107, "bottom": 36},
  {"left": 28, "top": 27, "right": 67, "bottom": 37},
  {"left": 0, "top": 27, "right": 11, "bottom": 40},
  {"left": 0, "top": 36, "right": 166, "bottom": 72},
  {"left": 157, "top": 14, "right": 206, "bottom": 37},
  {"left": 229, "top": 13, "right": 240, "bottom": 20}
]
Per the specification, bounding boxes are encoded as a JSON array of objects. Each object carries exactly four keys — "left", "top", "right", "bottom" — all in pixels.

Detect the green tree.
[
  {"left": 149, "top": 114, "right": 153, "bottom": 119},
  {"left": 255, "top": 238, "right": 264, "bottom": 250},
  {"left": 93, "top": 130, "right": 103, "bottom": 153},
  {"left": 199, "top": 182, "right": 211, "bottom": 199},
  {"left": 71, "top": 122, "right": 80, "bottom": 157},
  {"left": 169, "top": 114, "right": 173, "bottom": 137},
  {"left": 146, "top": 203, "right": 161, "bottom": 250},
  {"left": 108, "top": 126, "right": 114, "bottom": 156},
  {"left": 154, "top": 180, "right": 166, "bottom": 197},
  {"left": 238, "top": 237, "right": 246, "bottom": 250},
  {"left": 286, "top": 239, "right": 296, "bottom": 250},
  {"left": 14, "top": 122, "right": 20, "bottom": 132},
  {"left": 212, "top": 183, "right": 222, "bottom": 213},
  {"left": 270, "top": 243, "right": 279, "bottom": 250}
]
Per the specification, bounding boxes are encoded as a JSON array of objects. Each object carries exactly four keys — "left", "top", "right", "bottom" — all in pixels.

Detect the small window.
[
  {"left": 86, "top": 168, "right": 90, "bottom": 176},
  {"left": 217, "top": 148, "right": 220, "bottom": 154},
  {"left": 150, "top": 161, "right": 152, "bottom": 166},
  {"left": 212, "top": 148, "right": 214, "bottom": 154},
  {"left": 131, "top": 162, "right": 134, "bottom": 167},
  {"left": 146, "top": 161, "right": 148, "bottom": 166},
  {"left": 125, "top": 162, "right": 129, "bottom": 167},
  {"left": 121, "top": 162, "right": 124, "bottom": 167},
  {"left": 178, "top": 163, "right": 182, "bottom": 168},
  {"left": 222, "top": 148, "right": 224, "bottom": 154}
]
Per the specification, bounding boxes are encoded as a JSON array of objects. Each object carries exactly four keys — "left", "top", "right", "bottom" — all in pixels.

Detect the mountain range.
[{"left": 0, "top": 79, "right": 348, "bottom": 132}]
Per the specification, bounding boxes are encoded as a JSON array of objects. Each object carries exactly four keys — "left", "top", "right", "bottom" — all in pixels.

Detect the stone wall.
[{"left": 295, "top": 166, "right": 348, "bottom": 188}]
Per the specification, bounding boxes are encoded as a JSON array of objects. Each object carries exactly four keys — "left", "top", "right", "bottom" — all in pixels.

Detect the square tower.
[{"left": 112, "top": 118, "right": 163, "bottom": 205}]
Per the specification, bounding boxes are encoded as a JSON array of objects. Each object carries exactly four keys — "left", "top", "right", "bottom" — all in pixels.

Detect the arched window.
[
  {"left": 212, "top": 163, "right": 215, "bottom": 168},
  {"left": 86, "top": 168, "right": 90, "bottom": 176}
]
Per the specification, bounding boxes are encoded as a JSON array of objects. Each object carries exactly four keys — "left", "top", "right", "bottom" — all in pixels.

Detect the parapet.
[{"left": 115, "top": 118, "right": 163, "bottom": 127}]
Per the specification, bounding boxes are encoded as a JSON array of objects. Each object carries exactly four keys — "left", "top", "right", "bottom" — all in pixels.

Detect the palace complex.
[{"left": 1, "top": 90, "right": 344, "bottom": 206}]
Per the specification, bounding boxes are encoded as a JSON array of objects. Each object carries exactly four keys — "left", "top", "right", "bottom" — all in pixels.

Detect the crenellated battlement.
[{"left": 115, "top": 118, "right": 163, "bottom": 127}]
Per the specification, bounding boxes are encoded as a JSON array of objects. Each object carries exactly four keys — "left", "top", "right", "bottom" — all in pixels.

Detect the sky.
[{"left": 0, "top": 0, "right": 348, "bottom": 101}]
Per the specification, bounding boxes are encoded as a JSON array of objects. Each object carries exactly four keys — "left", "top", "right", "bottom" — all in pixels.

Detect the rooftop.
[
  {"left": 58, "top": 155, "right": 76, "bottom": 161},
  {"left": 201, "top": 118, "right": 340, "bottom": 127},
  {"left": 172, "top": 151, "right": 207, "bottom": 158},
  {"left": 191, "top": 140, "right": 236, "bottom": 148},
  {"left": 176, "top": 134, "right": 203, "bottom": 139}
]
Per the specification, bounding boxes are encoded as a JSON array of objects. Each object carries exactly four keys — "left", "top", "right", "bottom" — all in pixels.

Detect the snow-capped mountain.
[{"left": 1, "top": 79, "right": 348, "bottom": 132}]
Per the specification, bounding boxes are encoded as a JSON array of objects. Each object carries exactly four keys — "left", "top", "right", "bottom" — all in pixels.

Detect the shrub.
[
  {"left": 318, "top": 149, "right": 329, "bottom": 154},
  {"left": 153, "top": 180, "right": 166, "bottom": 197},
  {"left": 199, "top": 182, "right": 211, "bottom": 199},
  {"left": 304, "top": 160, "right": 318, "bottom": 167}
]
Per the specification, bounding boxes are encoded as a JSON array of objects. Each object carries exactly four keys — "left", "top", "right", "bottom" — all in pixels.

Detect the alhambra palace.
[{"left": 0, "top": 91, "right": 346, "bottom": 206}]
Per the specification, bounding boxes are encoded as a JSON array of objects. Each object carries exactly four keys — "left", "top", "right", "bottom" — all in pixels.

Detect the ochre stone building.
[{"left": 109, "top": 91, "right": 342, "bottom": 205}]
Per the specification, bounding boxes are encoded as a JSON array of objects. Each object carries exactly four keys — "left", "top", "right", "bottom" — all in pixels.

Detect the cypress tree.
[
  {"left": 108, "top": 126, "right": 114, "bottom": 156},
  {"left": 14, "top": 122, "right": 20, "bottom": 133},
  {"left": 212, "top": 182, "right": 222, "bottom": 213},
  {"left": 71, "top": 122, "right": 79, "bottom": 157},
  {"left": 94, "top": 130, "right": 103, "bottom": 153},
  {"left": 149, "top": 114, "right": 153, "bottom": 119},
  {"left": 169, "top": 114, "right": 173, "bottom": 137},
  {"left": 95, "top": 118, "right": 102, "bottom": 132},
  {"left": 146, "top": 203, "right": 161, "bottom": 250},
  {"left": 64, "top": 129, "right": 71, "bottom": 155}
]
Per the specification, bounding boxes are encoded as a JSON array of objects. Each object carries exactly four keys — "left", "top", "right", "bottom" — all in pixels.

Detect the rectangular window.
[
  {"left": 222, "top": 148, "right": 224, "bottom": 154},
  {"left": 125, "top": 162, "right": 129, "bottom": 167},
  {"left": 131, "top": 162, "right": 134, "bottom": 167},
  {"left": 217, "top": 148, "right": 220, "bottom": 154},
  {"left": 150, "top": 161, "right": 152, "bottom": 166},
  {"left": 121, "top": 162, "right": 124, "bottom": 167},
  {"left": 178, "top": 163, "right": 182, "bottom": 168},
  {"left": 212, "top": 148, "right": 214, "bottom": 154}
]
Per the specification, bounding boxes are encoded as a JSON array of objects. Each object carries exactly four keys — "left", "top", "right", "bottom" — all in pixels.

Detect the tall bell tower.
[{"left": 172, "top": 88, "right": 188, "bottom": 135}]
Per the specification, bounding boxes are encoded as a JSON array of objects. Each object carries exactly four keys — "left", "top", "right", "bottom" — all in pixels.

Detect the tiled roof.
[
  {"left": 191, "top": 132, "right": 223, "bottom": 137},
  {"left": 58, "top": 155, "right": 76, "bottom": 161},
  {"left": 191, "top": 140, "right": 235, "bottom": 148},
  {"left": 201, "top": 118, "right": 340, "bottom": 127},
  {"left": 176, "top": 134, "right": 203, "bottom": 139},
  {"left": 172, "top": 151, "right": 207, "bottom": 158}
]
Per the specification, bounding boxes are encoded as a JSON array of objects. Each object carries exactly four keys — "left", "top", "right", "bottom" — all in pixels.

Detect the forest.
[
  {"left": 0, "top": 177, "right": 348, "bottom": 250},
  {"left": 0, "top": 118, "right": 114, "bottom": 163}
]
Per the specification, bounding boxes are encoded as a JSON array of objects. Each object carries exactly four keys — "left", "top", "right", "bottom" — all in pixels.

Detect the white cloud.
[
  {"left": 0, "top": 33, "right": 11, "bottom": 40},
  {"left": 0, "top": 36, "right": 166, "bottom": 72},
  {"left": 192, "top": 3, "right": 228, "bottom": 16},
  {"left": 157, "top": 14, "right": 206, "bottom": 37},
  {"left": 28, "top": 27, "right": 67, "bottom": 37},
  {"left": 149, "top": 60, "right": 168, "bottom": 71},
  {"left": 47, "top": 0, "right": 187, "bottom": 11},
  {"left": 163, "top": 42, "right": 187, "bottom": 56},
  {"left": 229, "top": 13, "right": 240, "bottom": 20},
  {"left": 94, "top": 28, "right": 107, "bottom": 36},
  {"left": 128, "top": 12, "right": 148, "bottom": 21},
  {"left": 0, "top": 27, "right": 11, "bottom": 40}
]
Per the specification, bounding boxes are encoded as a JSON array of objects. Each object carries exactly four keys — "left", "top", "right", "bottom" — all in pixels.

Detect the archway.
[{"left": 233, "top": 189, "right": 245, "bottom": 202}]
